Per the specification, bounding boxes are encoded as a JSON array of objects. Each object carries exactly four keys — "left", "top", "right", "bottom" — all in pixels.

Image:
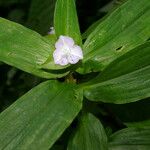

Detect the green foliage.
[
  {"left": 109, "top": 127, "right": 150, "bottom": 150},
  {"left": 78, "top": 0, "right": 150, "bottom": 73},
  {"left": 82, "top": 19, "right": 103, "bottom": 40},
  {"left": 0, "top": 80, "right": 82, "bottom": 149},
  {"left": 83, "top": 42, "right": 150, "bottom": 103},
  {"left": 54, "top": 0, "right": 82, "bottom": 45},
  {"left": 68, "top": 113, "right": 108, "bottom": 150},
  {"left": 0, "top": 18, "right": 67, "bottom": 78},
  {"left": 0, "top": 0, "right": 150, "bottom": 149}
]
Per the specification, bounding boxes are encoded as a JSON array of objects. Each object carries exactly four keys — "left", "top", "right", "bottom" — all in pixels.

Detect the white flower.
[{"left": 53, "top": 35, "right": 83, "bottom": 66}]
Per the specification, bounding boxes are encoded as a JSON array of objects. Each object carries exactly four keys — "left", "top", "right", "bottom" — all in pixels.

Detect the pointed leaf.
[
  {"left": 79, "top": 0, "right": 150, "bottom": 73},
  {"left": 67, "top": 113, "right": 108, "bottom": 150},
  {"left": 84, "top": 42, "right": 150, "bottom": 104},
  {"left": 54, "top": 0, "right": 82, "bottom": 45},
  {"left": 0, "top": 80, "right": 82, "bottom": 150}
]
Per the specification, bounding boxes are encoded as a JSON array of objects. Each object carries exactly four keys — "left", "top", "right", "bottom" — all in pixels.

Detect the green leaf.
[
  {"left": 79, "top": 0, "right": 150, "bottom": 73},
  {"left": 0, "top": 17, "right": 67, "bottom": 78},
  {"left": 54, "top": 0, "right": 82, "bottom": 45},
  {"left": 0, "top": 80, "right": 82, "bottom": 150},
  {"left": 100, "top": 0, "right": 126, "bottom": 13},
  {"left": 27, "top": 0, "right": 56, "bottom": 35},
  {"left": 109, "top": 127, "right": 150, "bottom": 150},
  {"left": 83, "top": 42, "right": 150, "bottom": 104},
  {"left": 82, "top": 19, "right": 102, "bottom": 40},
  {"left": 67, "top": 113, "right": 108, "bottom": 150}
]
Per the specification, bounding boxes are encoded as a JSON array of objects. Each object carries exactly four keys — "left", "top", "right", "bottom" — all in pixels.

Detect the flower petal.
[
  {"left": 53, "top": 35, "right": 83, "bottom": 66},
  {"left": 67, "top": 55, "right": 80, "bottom": 64},
  {"left": 59, "top": 57, "right": 68, "bottom": 66},
  {"left": 53, "top": 50, "right": 63, "bottom": 64},
  {"left": 71, "top": 45, "right": 83, "bottom": 59},
  {"left": 60, "top": 35, "right": 74, "bottom": 47}
]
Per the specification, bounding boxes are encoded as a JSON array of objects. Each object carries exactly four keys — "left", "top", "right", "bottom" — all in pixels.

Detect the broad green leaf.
[
  {"left": 54, "top": 0, "right": 82, "bottom": 45},
  {"left": 83, "top": 42, "right": 150, "bottom": 104},
  {"left": 0, "top": 0, "right": 20, "bottom": 6},
  {"left": 0, "top": 17, "right": 68, "bottom": 78},
  {"left": 0, "top": 80, "right": 82, "bottom": 150},
  {"left": 82, "top": 0, "right": 126, "bottom": 40},
  {"left": 27, "top": 0, "right": 56, "bottom": 35},
  {"left": 67, "top": 113, "right": 108, "bottom": 150},
  {"left": 78, "top": 0, "right": 150, "bottom": 73},
  {"left": 109, "top": 127, "right": 150, "bottom": 150}
]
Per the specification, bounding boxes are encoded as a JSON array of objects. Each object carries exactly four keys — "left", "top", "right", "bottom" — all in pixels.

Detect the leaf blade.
[
  {"left": 109, "top": 127, "right": 150, "bottom": 150},
  {"left": 67, "top": 113, "right": 108, "bottom": 150},
  {"left": 0, "top": 80, "right": 82, "bottom": 150},
  {"left": 79, "top": 0, "right": 150, "bottom": 73},
  {"left": 54, "top": 0, "right": 82, "bottom": 45},
  {"left": 84, "top": 42, "right": 150, "bottom": 104}
]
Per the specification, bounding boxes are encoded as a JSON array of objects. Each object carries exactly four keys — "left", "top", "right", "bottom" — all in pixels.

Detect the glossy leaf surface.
[
  {"left": 0, "top": 18, "right": 67, "bottom": 78},
  {"left": 79, "top": 0, "right": 150, "bottom": 73},
  {"left": 84, "top": 42, "right": 150, "bottom": 104},
  {"left": 68, "top": 113, "right": 108, "bottom": 150},
  {"left": 0, "top": 80, "right": 82, "bottom": 150},
  {"left": 54, "top": 0, "right": 82, "bottom": 45}
]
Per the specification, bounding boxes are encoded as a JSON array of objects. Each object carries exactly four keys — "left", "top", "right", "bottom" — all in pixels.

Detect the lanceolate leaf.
[
  {"left": 0, "top": 0, "right": 20, "bottom": 6},
  {"left": 106, "top": 99, "right": 150, "bottom": 123},
  {"left": 0, "top": 80, "right": 82, "bottom": 150},
  {"left": 0, "top": 17, "right": 67, "bottom": 78},
  {"left": 109, "top": 127, "right": 150, "bottom": 150},
  {"left": 83, "top": 42, "right": 150, "bottom": 104},
  {"left": 79, "top": 0, "right": 150, "bottom": 73},
  {"left": 67, "top": 113, "right": 108, "bottom": 150},
  {"left": 54, "top": 0, "right": 82, "bottom": 45},
  {"left": 42, "top": 34, "right": 70, "bottom": 71}
]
